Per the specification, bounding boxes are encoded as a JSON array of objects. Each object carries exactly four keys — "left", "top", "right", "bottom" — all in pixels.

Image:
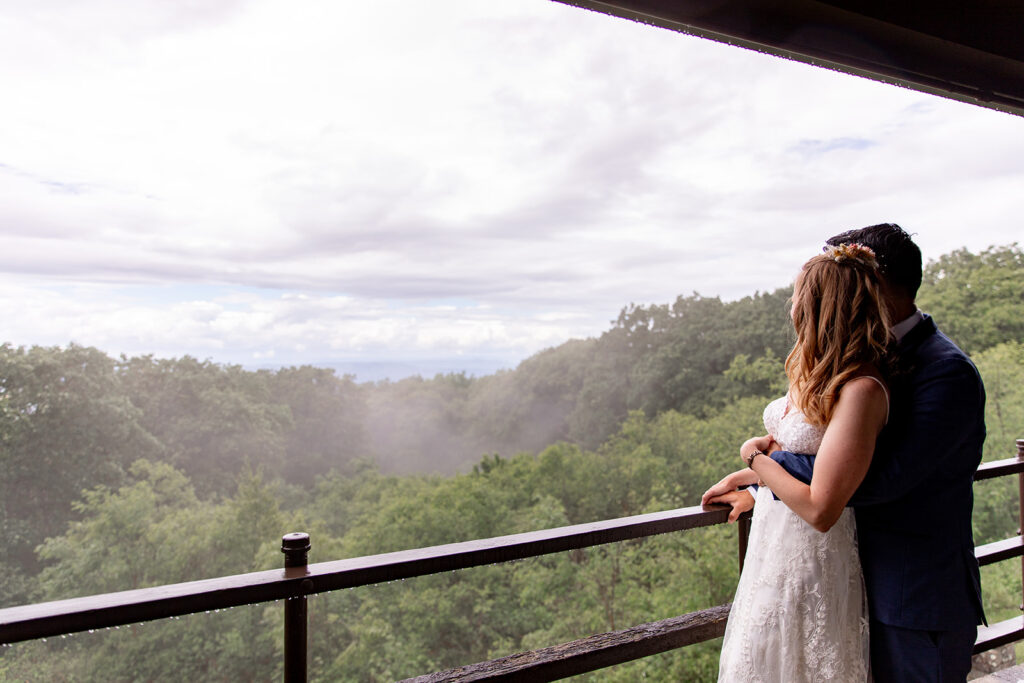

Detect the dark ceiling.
[{"left": 555, "top": 0, "right": 1024, "bottom": 117}]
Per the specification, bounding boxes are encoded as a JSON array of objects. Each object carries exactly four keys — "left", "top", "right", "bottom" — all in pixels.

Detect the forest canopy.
[{"left": 1, "top": 243, "right": 1022, "bottom": 681}]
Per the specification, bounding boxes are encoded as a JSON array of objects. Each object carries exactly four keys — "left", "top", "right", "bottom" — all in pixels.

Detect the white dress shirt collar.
[{"left": 891, "top": 308, "right": 924, "bottom": 343}]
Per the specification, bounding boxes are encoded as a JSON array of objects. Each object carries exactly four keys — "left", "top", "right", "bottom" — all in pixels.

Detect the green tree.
[
  {"left": 0, "top": 344, "right": 159, "bottom": 604},
  {"left": 268, "top": 366, "right": 368, "bottom": 485},
  {"left": 719, "top": 349, "right": 788, "bottom": 402},
  {"left": 613, "top": 289, "right": 793, "bottom": 420},
  {"left": 917, "top": 244, "right": 1024, "bottom": 355},
  {"left": 10, "top": 462, "right": 296, "bottom": 682},
  {"left": 971, "top": 342, "right": 1024, "bottom": 547},
  {"left": 119, "top": 355, "right": 292, "bottom": 495}
]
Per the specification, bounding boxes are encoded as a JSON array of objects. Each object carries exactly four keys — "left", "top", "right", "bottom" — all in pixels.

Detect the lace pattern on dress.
[
  {"left": 763, "top": 395, "right": 826, "bottom": 455},
  {"left": 717, "top": 396, "right": 870, "bottom": 682}
]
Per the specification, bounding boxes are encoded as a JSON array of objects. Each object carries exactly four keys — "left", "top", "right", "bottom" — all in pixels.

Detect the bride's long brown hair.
[{"left": 785, "top": 244, "right": 892, "bottom": 426}]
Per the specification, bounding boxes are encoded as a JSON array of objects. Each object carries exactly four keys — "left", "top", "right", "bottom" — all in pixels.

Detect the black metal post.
[{"left": 282, "top": 532, "right": 310, "bottom": 683}]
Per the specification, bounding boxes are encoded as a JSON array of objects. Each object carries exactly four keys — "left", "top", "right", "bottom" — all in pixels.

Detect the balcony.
[{"left": 2, "top": 438, "right": 1022, "bottom": 680}]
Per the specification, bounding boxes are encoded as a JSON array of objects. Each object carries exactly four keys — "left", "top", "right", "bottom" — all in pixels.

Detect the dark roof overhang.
[{"left": 555, "top": 0, "right": 1024, "bottom": 117}]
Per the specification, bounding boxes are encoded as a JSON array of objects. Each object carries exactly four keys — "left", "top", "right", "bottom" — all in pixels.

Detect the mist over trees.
[{"left": 1, "top": 244, "right": 1022, "bottom": 680}]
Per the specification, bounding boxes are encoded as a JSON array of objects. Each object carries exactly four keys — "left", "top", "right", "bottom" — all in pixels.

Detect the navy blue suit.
[{"left": 773, "top": 315, "right": 986, "bottom": 680}]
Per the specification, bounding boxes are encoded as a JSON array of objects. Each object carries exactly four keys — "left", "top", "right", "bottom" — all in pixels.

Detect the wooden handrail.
[
  {"left": 0, "top": 504, "right": 745, "bottom": 644},
  {"left": 974, "top": 456, "right": 1024, "bottom": 481}
]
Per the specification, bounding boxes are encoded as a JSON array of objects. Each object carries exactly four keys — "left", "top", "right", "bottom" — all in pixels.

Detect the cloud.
[
  {"left": 0, "top": 279, "right": 586, "bottom": 368},
  {"left": 1, "top": 0, "right": 1023, "bottom": 373}
]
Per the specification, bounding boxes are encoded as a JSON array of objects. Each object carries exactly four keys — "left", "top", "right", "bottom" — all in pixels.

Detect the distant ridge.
[{"left": 249, "top": 357, "right": 515, "bottom": 383}]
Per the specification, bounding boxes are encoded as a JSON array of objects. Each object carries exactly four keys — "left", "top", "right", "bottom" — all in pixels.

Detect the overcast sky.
[{"left": 2, "top": 0, "right": 1023, "bottom": 378}]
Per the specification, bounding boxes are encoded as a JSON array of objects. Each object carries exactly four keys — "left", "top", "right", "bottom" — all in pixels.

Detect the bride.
[{"left": 702, "top": 242, "right": 891, "bottom": 682}]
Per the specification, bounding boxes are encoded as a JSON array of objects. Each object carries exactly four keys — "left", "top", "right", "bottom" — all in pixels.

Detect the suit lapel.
[{"left": 890, "top": 315, "right": 937, "bottom": 379}]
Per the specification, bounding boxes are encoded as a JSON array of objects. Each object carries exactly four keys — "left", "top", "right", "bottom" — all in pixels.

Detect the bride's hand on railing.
[{"left": 701, "top": 468, "right": 759, "bottom": 506}]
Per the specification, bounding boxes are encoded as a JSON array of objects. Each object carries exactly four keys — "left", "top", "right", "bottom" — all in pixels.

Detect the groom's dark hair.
[{"left": 826, "top": 223, "right": 922, "bottom": 300}]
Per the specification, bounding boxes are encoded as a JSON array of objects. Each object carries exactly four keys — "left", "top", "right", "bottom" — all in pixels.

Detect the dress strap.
[{"left": 851, "top": 375, "right": 889, "bottom": 424}]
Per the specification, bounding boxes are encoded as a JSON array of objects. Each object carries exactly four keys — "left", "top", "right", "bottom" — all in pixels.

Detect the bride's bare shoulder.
[{"left": 837, "top": 373, "right": 890, "bottom": 423}]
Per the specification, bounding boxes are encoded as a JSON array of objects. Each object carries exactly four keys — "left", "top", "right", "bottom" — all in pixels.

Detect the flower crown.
[{"left": 822, "top": 242, "right": 879, "bottom": 269}]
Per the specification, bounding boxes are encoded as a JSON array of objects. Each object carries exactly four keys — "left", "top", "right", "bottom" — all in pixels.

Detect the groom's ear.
[{"left": 880, "top": 281, "right": 916, "bottom": 321}]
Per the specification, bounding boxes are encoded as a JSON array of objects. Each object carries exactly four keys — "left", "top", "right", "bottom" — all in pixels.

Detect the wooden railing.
[
  {"left": 1, "top": 438, "right": 1022, "bottom": 681},
  {"left": 970, "top": 438, "right": 1024, "bottom": 653},
  {"left": 0, "top": 503, "right": 751, "bottom": 681}
]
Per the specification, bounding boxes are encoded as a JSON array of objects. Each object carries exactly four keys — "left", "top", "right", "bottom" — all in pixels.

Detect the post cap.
[{"left": 281, "top": 532, "right": 310, "bottom": 552}]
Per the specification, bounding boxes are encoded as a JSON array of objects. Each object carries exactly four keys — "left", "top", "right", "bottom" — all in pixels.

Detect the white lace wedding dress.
[{"left": 717, "top": 395, "right": 870, "bottom": 682}]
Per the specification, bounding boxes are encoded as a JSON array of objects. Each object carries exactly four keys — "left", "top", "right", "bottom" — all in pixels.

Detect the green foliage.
[
  {"left": 0, "top": 343, "right": 161, "bottom": 604},
  {"left": 971, "top": 342, "right": 1024, "bottom": 546},
  {"left": 36, "top": 460, "right": 289, "bottom": 597},
  {"left": 917, "top": 244, "right": 1024, "bottom": 356},
  {"left": 2, "top": 243, "right": 1023, "bottom": 680},
  {"left": 0, "top": 350, "right": 372, "bottom": 605},
  {"left": 363, "top": 371, "right": 483, "bottom": 475},
  {"left": 269, "top": 366, "right": 368, "bottom": 486},
  {"left": 976, "top": 341, "right": 1024, "bottom": 461},
  {"left": 118, "top": 355, "right": 294, "bottom": 495},
  {"left": 7, "top": 461, "right": 290, "bottom": 681},
  {"left": 300, "top": 406, "right": 750, "bottom": 681},
  {"left": 613, "top": 290, "right": 794, "bottom": 420},
  {"left": 721, "top": 349, "right": 788, "bottom": 401},
  {"left": 5, "top": 406, "right": 754, "bottom": 681},
  {"left": 981, "top": 559, "right": 1023, "bottom": 626},
  {"left": 479, "top": 340, "right": 598, "bottom": 454},
  {"left": 357, "top": 288, "right": 795, "bottom": 467}
]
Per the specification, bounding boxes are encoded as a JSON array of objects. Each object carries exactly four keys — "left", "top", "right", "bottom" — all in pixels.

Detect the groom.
[{"left": 725, "top": 224, "right": 986, "bottom": 681}]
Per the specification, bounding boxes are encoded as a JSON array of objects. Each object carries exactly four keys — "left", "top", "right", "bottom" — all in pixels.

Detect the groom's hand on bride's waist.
[
  {"left": 769, "top": 450, "right": 815, "bottom": 484},
  {"left": 704, "top": 489, "right": 755, "bottom": 523}
]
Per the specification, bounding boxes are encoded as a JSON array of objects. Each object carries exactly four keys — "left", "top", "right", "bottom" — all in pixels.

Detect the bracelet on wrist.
[{"left": 744, "top": 449, "right": 765, "bottom": 468}]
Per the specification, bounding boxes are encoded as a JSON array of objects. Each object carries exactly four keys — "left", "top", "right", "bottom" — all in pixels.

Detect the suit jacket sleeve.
[{"left": 769, "top": 450, "right": 815, "bottom": 484}]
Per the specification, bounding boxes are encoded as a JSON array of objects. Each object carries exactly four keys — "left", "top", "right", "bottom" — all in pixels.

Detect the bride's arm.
[
  {"left": 746, "top": 378, "right": 888, "bottom": 532},
  {"left": 701, "top": 437, "right": 787, "bottom": 505}
]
